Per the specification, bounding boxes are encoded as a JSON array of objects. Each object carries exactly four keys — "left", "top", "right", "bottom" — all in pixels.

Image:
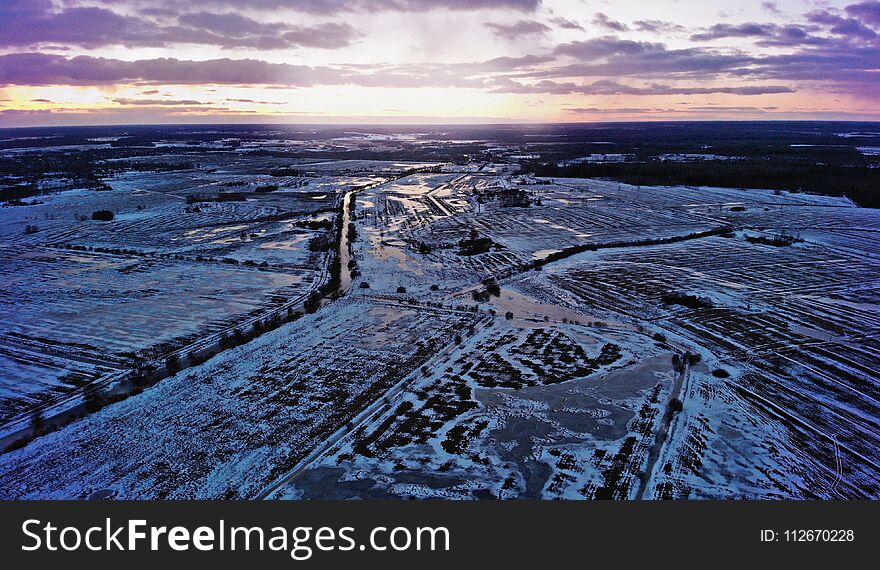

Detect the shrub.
[
  {"left": 672, "top": 354, "right": 683, "bottom": 372},
  {"left": 457, "top": 234, "right": 494, "bottom": 256},
  {"left": 30, "top": 410, "right": 44, "bottom": 433},
  {"left": 304, "top": 291, "right": 321, "bottom": 313},
  {"left": 661, "top": 292, "right": 712, "bottom": 309},
  {"left": 270, "top": 167, "right": 301, "bottom": 177},
  {"left": 745, "top": 233, "right": 803, "bottom": 247},
  {"left": 472, "top": 289, "right": 490, "bottom": 302},
  {"left": 83, "top": 384, "right": 105, "bottom": 412},
  {"left": 484, "top": 279, "right": 501, "bottom": 297},
  {"left": 91, "top": 210, "right": 114, "bottom": 221},
  {"left": 165, "top": 354, "right": 180, "bottom": 374}
]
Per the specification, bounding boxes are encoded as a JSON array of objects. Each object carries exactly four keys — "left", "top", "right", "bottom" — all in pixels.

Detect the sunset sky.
[{"left": 1, "top": 0, "right": 879, "bottom": 126}]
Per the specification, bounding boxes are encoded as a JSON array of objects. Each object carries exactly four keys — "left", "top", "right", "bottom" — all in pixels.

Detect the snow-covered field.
[
  {"left": 1, "top": 151, "right": 878, "bottom": 499},
  {"left": 0, "top": 299, "right": 477, "bottom": 499},
  {"left": 0, "top": 155, "right": 431, "bottom": 432}
]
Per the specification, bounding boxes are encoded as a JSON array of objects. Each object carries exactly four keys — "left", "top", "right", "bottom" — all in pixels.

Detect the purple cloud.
[
  {"left": 0, "top": 53, "right": 341, "bottom": 86},
  {"left": 0, "top": 0, "right": 153, "bottom": 49},
  {"left": 80, "top": 0, "right": 541, "bottom": 15},
  {"left": 550, "top": 39, "right": 751, "bottom": 80},
  {"left": 177, "top": 12, "right": 288, "bottom": 36},
  {"left": 762, "top": 2, "right": 783, "bottom": 17},
  {"left": 280, "top": 23, "right": 361, "bottom": 49},
  {"left": 2, "top": 0, "right": 879, "bottom": 116},
  {"left": 492, "top": 78, "right": 794, "bottom": 96},
  {"left": 0, "top": 53, "right": 500, "bottom": 90},
  {"left": 592, "top": 13, "right": 629, "bottom": 33},
  {"left": 485, "top": 20, "right": 551, "bottom": 39},
  {"left": 691, "top": 23, "right": 776, "bottom": 41},
  {"left": 846, "top": 1, "right": 880, "bottom": 26},
  {"left": 807, "top": 9, "right": 877, "bottom": 40},
  {"left": 112, "top": 98, "right": 206, "bottom": 106},
  {"left": 690, "top": 22, "right": 831, "bottom": 46},
  {"left": 0, "top": 0, "right": 361, "bottom": 49},
  {"left": 225, "top": 98, "right": 285, "bottom": 105},
  {"left": 566, "top": 107, "right": 651, "bottom": 114},
  {"left": 555, "top": 37, "right": 664, "bottom": 58},
  {"left": 551, "top": 17, "right": 584, "bottom": 31},
  {"left": 633, "top": 20, "right": 687, "bottom": 34}
]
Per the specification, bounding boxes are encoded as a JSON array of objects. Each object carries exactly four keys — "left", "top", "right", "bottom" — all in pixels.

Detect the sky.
[{"left": 0, "top": 0, "right": 879, "bottom": 126}]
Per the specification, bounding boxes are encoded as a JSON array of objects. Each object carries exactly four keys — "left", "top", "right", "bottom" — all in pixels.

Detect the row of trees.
[{"left": 529, "top": 159, "right": 880, "bottom": 208}]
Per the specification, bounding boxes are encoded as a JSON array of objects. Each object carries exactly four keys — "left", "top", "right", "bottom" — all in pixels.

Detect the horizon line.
[{"left": 3, "top": 118, "right": 880, "bottom": 131}]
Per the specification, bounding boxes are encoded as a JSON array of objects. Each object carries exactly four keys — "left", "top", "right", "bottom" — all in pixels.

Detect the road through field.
[{"left": 636, "top": 364, "right": 688, "bottom": 499}]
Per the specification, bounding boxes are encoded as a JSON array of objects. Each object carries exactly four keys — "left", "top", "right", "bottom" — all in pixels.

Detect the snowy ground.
[
  {"left": 259, "top": 173, "right": 880, "bottom": 499},
  {"left": 0, "top": 155, "right": 430, "bottom": 431},
  {"left": 1, "top": 158, "right": 878, "bottom": 499},
  {"left": 0, "top": 299, "right": 477, "bottom": 499}
]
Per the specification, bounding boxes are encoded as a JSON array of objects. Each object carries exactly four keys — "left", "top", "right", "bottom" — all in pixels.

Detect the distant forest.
[
  {"left": 529, "top": 160, "right": 880, "bottom": 208},
  {"left": 2, "top": 122, "right": 878, "bottom": 207}
]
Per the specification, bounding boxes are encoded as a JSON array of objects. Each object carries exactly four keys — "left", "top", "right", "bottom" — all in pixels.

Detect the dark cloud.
[
  {"left": 738, "top": 44, "right": 880, "bottom": 98},
  {"left": 761, "top": 2, "right": 783, "bottom": 17},
  {"left": 546, "top": 32, "right": 878, "bottom": 94},
  {"left": 807, "top": 9, "right": 877, "bottom": 40},
  {"left": 757, "top": 25, "right": 832, "bottom": 47},
  {"left": 280, "top": 23, "right": 362, "bottom": 49},
  {"left": 690, "top": 22, "right": 830, "bottom": 46},
  {"left": 554, "top": 37, "right": 664, "bottom": 58},
  {"left": 0, "top": 106, "right": 269, "bottom": 128},
  {"left": 178, "top": 12, "right": 286, "bottom": 36},
  {"left": 175, "top": 13, "right": 360, "bottom": 49},
  {"left": 693, "top": 3, "right": 880, "bottom": 46},
  {"left": 470, "top": 54, "right": 555, "bottom": 71},
  {"left": 566, "top": 107, "right": 651, "bottom": 114},
  {"left": 0, "top": 53, "right": 497, "bottom": 90},
  {"left": 565, "top": 105, "right": 779, "bottom": 115},
  {"left": 550, "top": 39, "right": 750, "bottom": 80},
  {"left": 0, "top": 34, "right": 847, "bottom": 101},
  {"left": 550, "top": 17, "right": 584, "bottom": 31},
  {"left": 492, "top": 78, "right": 794, "bottom": 96},
  {"left": 592, "top": 13, "right": 628, "bottom": 33},
  {"left": 80, "top": 0, "right": 541, "bottom": 15},
  {"left": 846, "top": 1, "right": 880, "bottom": 26},
  {"left": 112, "top": 98, "right": 205, "bottom": 106},
  {"left": 0, "top": 0, "right": 154, "bottom": 49},
  {"left": 0, "top": 0, "right": 361, "bottom": 49},
  {"left": 225, "top": 98, "right": 286, "bottom": 105},
  {"left": 0, "top": 53, "right": 342, "bottom": 86},
  {"left": 485, "top": 20, "right": 551, "bottom": 39},
  {"left": 691, "top": 23, "right": 776, "bottom": 41},
  {"left": 632, "top": 20, "right": 687, "bottom": 34}
]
